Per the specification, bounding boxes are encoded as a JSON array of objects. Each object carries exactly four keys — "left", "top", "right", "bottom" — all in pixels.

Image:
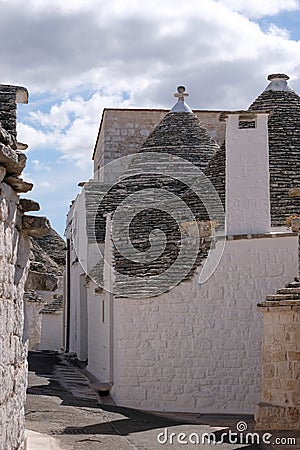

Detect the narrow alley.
[{"left": 24, "top": 351, "right": 284, "bottom": 450}]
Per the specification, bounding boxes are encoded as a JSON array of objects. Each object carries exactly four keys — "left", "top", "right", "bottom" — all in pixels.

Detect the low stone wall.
[
  {"left": 0, "top": 182, "right": 30, "bottom": 450},
  {"left": 255, "top": 299, "right": 300, "bottom": 430}
]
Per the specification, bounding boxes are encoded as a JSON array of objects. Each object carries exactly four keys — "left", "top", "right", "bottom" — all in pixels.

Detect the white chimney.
[{"left": 225, "top": 112, "right": 270, "bottom": 235}]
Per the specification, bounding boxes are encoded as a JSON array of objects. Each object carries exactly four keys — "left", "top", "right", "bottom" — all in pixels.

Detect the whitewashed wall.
[
  {"left": 111, "top": 235, "right": 298, "bottom": 413},
  {"left": 226, "top": 113, "right": 271, "bottom": 235},
  {"left": 23, "top": 300, "right": 43, "bottom": 350},
  {"left": 68, "top": 259, "right": 81, "bottom": 355},
  {"left": 68, "top": 260, "right": 90, "bottom": 362},
  {"left": 67, "top": 193, "right": 90, "bottom": 361},
  {"left": 39, "top": 313, "right": 63, "bottom": 351},
  {"left": 86, "top": 283, "right": 112, "bottom": 382}
]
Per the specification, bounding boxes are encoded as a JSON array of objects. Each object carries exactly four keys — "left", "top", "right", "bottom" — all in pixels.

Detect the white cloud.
[
  {"left": 4, "top": 0, "right": 300, "bottom": 234},
  {"left": 32, "top": 160, "right": 51, "bottom": 172},
  {"left": 17, "top": 123, "right": 58, "bottom": 148},
  {"left": 18, "top": 91, "right": 131, "bottom": 167},
  {"left": 267, "top": 23, "right": 291, "bottom": 39},
  {"left": 220, "top": 0, "right": 300, "bottom": 18},
  {"left": 0, "top": 0, "right": 298, "bottom": 97},
  {"left": 29, "top": 105, "right": 71, "bottom": 130},
  {"left": 39, "top": 181, "right": 51, "bottom": 188},
  {"left": 21, "top": 0, "right": 300, "bottom": 20},
  {"left": 14, "top": 0, "right": 300, "bottom": 165},
  {"left": 22, "top": 156, "right": 93, "bottom": 235}
]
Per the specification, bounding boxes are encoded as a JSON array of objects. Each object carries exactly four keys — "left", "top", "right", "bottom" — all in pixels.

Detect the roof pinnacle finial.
[
  {"left": 174, "top": 86, "right": 189, "bottom": 101},
  {"left": 171, "top": 85, "right": 192, "bottom": 113},
  {"left": 267, "top": 73, "right": 289, "bottom": 81},
  {"left": 264, "top": 73, "right": 294, "bottom": 93}
]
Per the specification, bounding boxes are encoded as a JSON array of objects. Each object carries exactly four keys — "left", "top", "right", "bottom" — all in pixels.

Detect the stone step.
[
  {"left": 266, "top": 293, "right": 300, "bottom": 301},
  {"left": 25, "top": 429, "right": 62, "bottom": 450},
  {"left": 286, "top": 281, "right": 300, "bottom": 288},
  {"left": 278, "top": 287, "right": 300, "bottom": 294},
  {"left": 90, "top": 382, "right": 112, "bottom": 392},
  {"left": 54, "top": 366, "right": 99, "bottom": 403}
]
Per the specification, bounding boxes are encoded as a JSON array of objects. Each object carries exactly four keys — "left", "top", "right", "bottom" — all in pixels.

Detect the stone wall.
[
  {"left": 93, "top": 109, "right": 225, "bottom": 174},
  {"left": 111, "top": 235, "right": 298, "bottom": 414},
  {"left": 0, "top": 182, "right": 30, "bottom": 450},
  {"left": 0, "top": 84, "right": 50, "bottom": 450},
  {"left": 0, "top": 85, "right": 28, "bottom": 139},
  {"left": 255, "top": 297, "right": 300, "bottom": 430}
]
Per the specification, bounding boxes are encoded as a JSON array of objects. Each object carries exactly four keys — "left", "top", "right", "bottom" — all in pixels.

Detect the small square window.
[{"left": 238, "top": 119, "right": 256, "bottom": 129}]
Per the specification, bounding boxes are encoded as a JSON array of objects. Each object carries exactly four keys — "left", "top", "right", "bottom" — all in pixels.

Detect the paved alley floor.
[{"left": 25, "top": 352, "right": 298, "bottom": 450}]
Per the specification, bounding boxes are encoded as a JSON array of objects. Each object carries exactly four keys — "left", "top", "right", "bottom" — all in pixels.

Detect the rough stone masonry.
[{"left": 0, "top": 85, "right": 50, "bottom": 450}]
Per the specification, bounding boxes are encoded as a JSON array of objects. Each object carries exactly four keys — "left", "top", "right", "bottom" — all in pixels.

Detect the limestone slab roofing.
[
  {"left": 206, "top": 74, "right": 300, "bottom": 227},
  {"left": 88, "top": 88, "right": 223, "bottom": 296}
]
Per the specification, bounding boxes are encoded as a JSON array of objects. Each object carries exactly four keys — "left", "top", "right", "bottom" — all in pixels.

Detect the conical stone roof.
[
  {"left": 248, "top": 74, "right": 300, "bottom": 226},
  {"left": 206, "top": 74, "right": 300, "bottom": 227},
  {"left": 140, "top": 86, "right": 219, "bottom": 172},
  {"left": 204, "top": 141, "right": 226, "bottom": 219},
  {"left": 87, "top": 87, "right": 221, "bottom": 297},
  {"left": 140, "top": 111, "right": 219, "bottom": 171}
]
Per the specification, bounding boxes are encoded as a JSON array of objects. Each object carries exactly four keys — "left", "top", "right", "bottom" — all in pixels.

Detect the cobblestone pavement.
[{"left": 25, "top": 351, "right": 297, "bottom": 450}]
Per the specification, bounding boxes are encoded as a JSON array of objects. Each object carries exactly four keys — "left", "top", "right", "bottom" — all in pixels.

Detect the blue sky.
[
  {"left": 258, "top": 11, "right": 300, "bottom": 40},
  {"left": 0, "top": 0, "right": 299, "bottom": 236}
]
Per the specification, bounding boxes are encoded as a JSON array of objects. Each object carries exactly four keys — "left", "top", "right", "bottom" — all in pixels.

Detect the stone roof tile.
[
  {"left": 102, "top": 90, "right": 221, "bottom": 296},
  {"left": 140, "top": 111, "right": 219, "bottom": 172},
  {"left": 249, "top": 83, "right": 300, "bottom": 226},
  {"left": 205, "top": 74, "right": 300, "bottom": 227}
]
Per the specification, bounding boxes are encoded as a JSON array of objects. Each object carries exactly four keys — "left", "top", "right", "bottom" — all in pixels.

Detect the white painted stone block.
[{"left": 226, "top": 114, "right": 271, "bottom": 235}]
